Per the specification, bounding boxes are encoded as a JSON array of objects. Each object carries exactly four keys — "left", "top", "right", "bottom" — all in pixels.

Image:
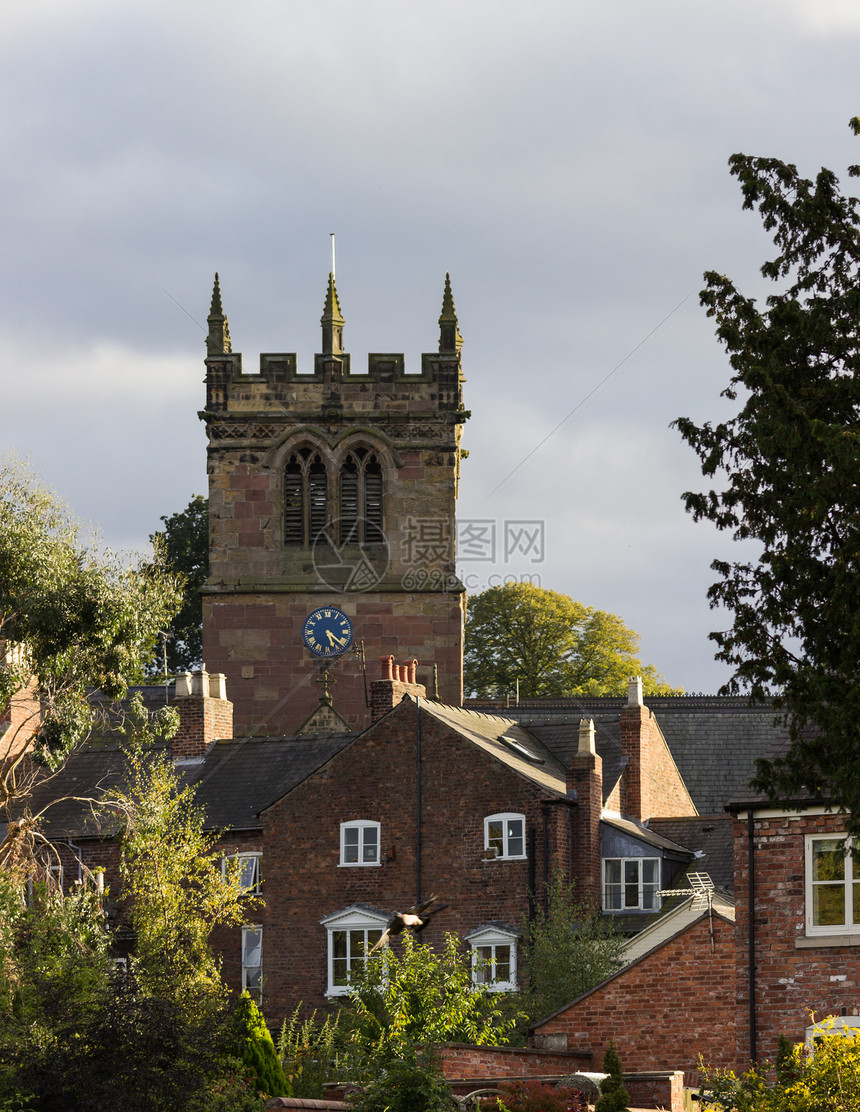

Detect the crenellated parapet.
[{"left": 200, "top": 269, "right": 468, "bottom": 734}]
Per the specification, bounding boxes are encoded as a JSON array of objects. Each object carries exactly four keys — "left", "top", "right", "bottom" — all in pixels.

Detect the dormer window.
[
  {"left": 603, "top": 857, "right": 661, "bottom": 911},
  {"left": 340, "top": 821, "right": 381, "bottom": 866},
  {"left": 484, "top": 814, "right": 526, "bottom": 860},
  {"left": 467, "top": 925, "right": 518, "bottom": 992},
  {"left": 321, "top": 906, "right": 389, "bottom": 995}
]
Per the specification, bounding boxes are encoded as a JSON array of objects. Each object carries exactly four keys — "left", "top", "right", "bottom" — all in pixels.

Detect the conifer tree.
[
  {"left": 231, "top": 991, "right": 289, "bottom": 1099},
  {"left": 594, "top": 1041, "right": 630, "bottom": 1112}
]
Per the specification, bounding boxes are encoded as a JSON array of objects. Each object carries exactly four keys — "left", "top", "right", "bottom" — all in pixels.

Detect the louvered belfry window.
[
  {"left": 284, "top": 448, "right": 329, "bottom": 545},
  {"left": 339, "top": 448, "right": 383, "bottom": 545},
  {"left": 285, "top": 445, "right": 383, "bottom": 547}
]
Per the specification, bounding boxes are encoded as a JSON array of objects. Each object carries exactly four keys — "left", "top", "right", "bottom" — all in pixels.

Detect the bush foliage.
[{"left": 699, "top": 1024, "right": 860, "bottom": 1111}]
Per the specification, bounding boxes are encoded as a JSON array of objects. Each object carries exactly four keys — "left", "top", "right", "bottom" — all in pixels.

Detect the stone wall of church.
[{"left": 200, "top": 278, "right": 468, "bottom": 735}]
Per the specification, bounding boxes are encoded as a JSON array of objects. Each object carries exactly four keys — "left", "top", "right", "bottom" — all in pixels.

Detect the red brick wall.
[
  {"left": 534, "top": 912, "right": 737, "bottom": 1086},
  {"left": 439, "top": 1042, "right": 591, "bottom": 1079},
  {"left": 1, "top": 675, "right": 40, "bottom": 770},
  {"left": 620, "top": 705, "right": 695, "bottom": 821},
  {"left": 257, "top": 699, "right": 579, "bottom": 1020},
  {"left": 732, "top": 809, "right": 860, "bottom": 1069}
]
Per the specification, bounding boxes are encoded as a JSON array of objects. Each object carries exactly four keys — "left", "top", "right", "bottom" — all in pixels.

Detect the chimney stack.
[
  {"left": 567, "top": 717, "right": 603, "bottom": 910},
  {"left": 171, "top": 668, "right": 233, "bottom": 761},
  {"left": 370, "top": 656, "right": 426, "bottom": 721}
]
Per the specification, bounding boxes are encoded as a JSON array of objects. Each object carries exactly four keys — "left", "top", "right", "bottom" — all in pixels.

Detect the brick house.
[
  {"left": 526, "top": 730, "right": 860, "bottom": 1087},
  {"left": 22, "top": 664, "right": 713, "bottom": 1022},
  {"left": 726, "top": 764, "right": 860, "bottom": 1069},
  {"left": 532, "top": 908, "right": 737, "bottom": 1086}
]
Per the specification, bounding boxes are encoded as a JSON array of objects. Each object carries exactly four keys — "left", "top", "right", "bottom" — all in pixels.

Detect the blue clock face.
[{"left": 302, "top": 607, "right": 354, "bottom": 657}]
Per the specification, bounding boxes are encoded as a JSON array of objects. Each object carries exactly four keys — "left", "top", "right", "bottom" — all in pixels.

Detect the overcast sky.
[{"left": 2, "top": 0, "right": 858, "bottom": 693}]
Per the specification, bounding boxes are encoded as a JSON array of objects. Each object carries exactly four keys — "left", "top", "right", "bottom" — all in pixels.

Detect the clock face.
[{"left": 302, "top": 607, "right": 354, "bottom": 657}]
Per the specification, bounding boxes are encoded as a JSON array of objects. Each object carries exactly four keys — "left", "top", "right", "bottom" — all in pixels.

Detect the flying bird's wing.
[{"left": 369, "top": 927, "right": 392, "bottom": 954}]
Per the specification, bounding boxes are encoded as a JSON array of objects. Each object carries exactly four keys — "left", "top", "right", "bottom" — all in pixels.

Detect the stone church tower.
[{"left": 200, "top": 273, "right": 468, "bottom": 735}]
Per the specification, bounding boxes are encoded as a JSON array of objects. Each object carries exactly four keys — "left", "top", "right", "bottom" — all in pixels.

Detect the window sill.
[
  {"left": 796, "top": 933, "right": 860, "bottom": 948},
  {"left": 338, "top": 862, "right": 382, "bottom": 868}
]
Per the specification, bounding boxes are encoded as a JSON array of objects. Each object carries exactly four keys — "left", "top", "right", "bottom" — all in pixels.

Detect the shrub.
[
  {"left": 595, "top": 1042, "right": 630, "bottom": 1112},
  {"left": 699, "top": 1022, "right": 860, "bottom": 1111},
  {"left": 347, "top": 1047, "right": 452, "bottom": 1112},
  {"left": 488, "top": 1079, "right": 588, "bottom": 1112},
  {"left": 231, "top": 992, "right": 289, "bottom": 1099},
  {"left": 277, "top": 1006, "right": 341, "bottom": 1098}
]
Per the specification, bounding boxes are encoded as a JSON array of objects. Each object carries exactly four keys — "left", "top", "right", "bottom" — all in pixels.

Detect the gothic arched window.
[
  {"left": 339, "top": 448, "right": 383, "bottom": 545},
  {"left": 284, "top": 448, "right": 328, "bottom": 545}
]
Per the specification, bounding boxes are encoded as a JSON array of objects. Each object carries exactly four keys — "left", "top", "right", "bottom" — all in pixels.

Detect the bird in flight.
[{"left": 369, "top": 895, "right": 447, "bottom": 952}]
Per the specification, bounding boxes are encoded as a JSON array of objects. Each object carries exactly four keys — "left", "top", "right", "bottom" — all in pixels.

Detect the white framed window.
[
  {"left": 321, "top": 906, "right": 388, "bottom": 996},
  {"left": 603, "top": 857, "right": 661, "bottom": 911},
  {"left": 467, "top": 926, "right": 518, "bottom": 992},
  {"left": 223, "top": 852, "right": 262, "bottom": 894},
  {"left": 484, "top": 814, "right": 526, "bottom": 860},
  {"left": 340, "top": 821, "right": 381, "bottom": 867},
  {"left": 805, "top": 835, "right": 860, "bottom": 935},
  {"left": 242, "top": 925, "right": 263, "bottom": 1002}
]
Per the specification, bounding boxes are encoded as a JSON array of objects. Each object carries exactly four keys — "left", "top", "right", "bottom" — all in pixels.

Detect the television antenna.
[{"left": 659, "top": 871, "right": 717, "bottom": 951}]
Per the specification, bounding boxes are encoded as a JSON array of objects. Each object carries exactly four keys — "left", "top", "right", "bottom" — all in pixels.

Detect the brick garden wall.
[{"left": 439, "top": 1042, "right": 591, "bottom": 1080}]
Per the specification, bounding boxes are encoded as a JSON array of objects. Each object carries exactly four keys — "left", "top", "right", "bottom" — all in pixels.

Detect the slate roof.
[
  {"left": 22, "top": 746, "right": 160, "bottom": 838},
  {"left": 449, "top": 704, "right": 625, "bottom": 804},
  {"left": 18, "top": 731, "right": 358, "bottom": 839},
  {"left": 468, "top": 695, "right": 785, "bottom": 815},
  {"left": 603, "top": 813, "right": 692, "bottom": 856},
  {"left": 412, "top": 700, "right": 568, "bottom": 797},
  {"left": 648, "top": 813, "right": 735, "bottom": 893},
  {"left": 188, "top": 733, "right": 356, "bottom": 828}
]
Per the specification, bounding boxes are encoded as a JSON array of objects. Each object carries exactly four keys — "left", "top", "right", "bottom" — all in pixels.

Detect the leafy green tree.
[
  {"left": 114, "top": 698, "right": 253, "bottom": 1000},
  {"left": 595, "top": 1041, "right": 630, "bottom": 1112},
  {"left": 521, "top": 873, "right": 624, "bottom": 1023},
  {"left": 231, "top": 992, "right": 289, "bottom": 1099},
  {"left": 339, "top": 932, "right": 520, "bottom": 1081},
  {"left": 464, "top": 584, "right": 679, "bottom": 698},
  {"left": 0, "top": 700, "right": 261, "bottom": 1112},
  {"left": 674, "top": 118, "right": 860, "bottom": 830},
  {"left": 147, "top": 494, "right": 208, "bottom": 675},
  {"left": 0, "top": 456, "right": 181, "bottom": 813}
]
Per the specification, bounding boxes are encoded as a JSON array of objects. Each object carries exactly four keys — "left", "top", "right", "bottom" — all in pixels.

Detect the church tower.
[{"left": 200, "top": 272, "right": 468, "bottom": 735}]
